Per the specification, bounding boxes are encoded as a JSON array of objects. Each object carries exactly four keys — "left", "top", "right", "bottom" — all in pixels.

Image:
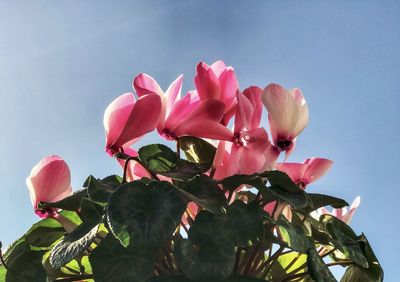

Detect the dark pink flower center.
[{"left": 276, "top": 140, "right": 292, "bottom": 151}]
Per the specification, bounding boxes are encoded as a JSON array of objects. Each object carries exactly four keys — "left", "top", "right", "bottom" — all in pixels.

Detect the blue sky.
[{"left": 0, "top": 0, "right": 398, "bottom": 279}]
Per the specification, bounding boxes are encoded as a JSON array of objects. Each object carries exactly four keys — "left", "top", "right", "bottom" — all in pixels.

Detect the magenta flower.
[
  {"left": 213, "top": 87, "right": 279, "bottom": 178},
  {"left": 262, "top": 83, "right": 309, "bottom": 155},
  {"left": 194, "top": 60, "right": 239, "bottom": 125},
  {"left": 276, "top": 158, "right": 333, "bottom": 189},
  {"left": 312, "top": 197, "right": 361, "bottom": 225},
  {"left": 26, "top": 155, "right": 72, "bottom": 218},
  {"left": 133, "top": 73, "right": 232, "bottom": 141},
  {"left": 103, "top": 92, "right": 162, "bottom": 155}
]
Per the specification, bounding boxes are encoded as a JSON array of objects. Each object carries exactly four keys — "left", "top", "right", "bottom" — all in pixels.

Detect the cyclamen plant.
[{"left": 0, "top": 60, "right": 383, "bottom": 282}]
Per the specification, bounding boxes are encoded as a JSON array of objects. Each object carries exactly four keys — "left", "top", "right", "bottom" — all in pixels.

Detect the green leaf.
[
  {"left": 220, "top": 173, "right": 308, "bottom": 208},
  {"left": 268, "top": 251, "right": 307, "bottom": 278},
  {"left": 341, "top": 234, "right": 383, "bottom": 282},
  {"left": 25, "top": 218, "right": 65, "bottom": 248},
  {"left": 261, "top": 171, "right": 300, "bottom": 192},
  {"left": 178, "top": 136, "right": 216, "bottom": 166},
  {"left": 276, "top": 215, "right": 313, "bottom": 253},
  {"left": 6, "top": 250, "right": 46, "bottom": 282},
  {"left": 139, "top": 144, "right": 205, "bottom": 180},
  {"left": 307, "top": 248, "right": 336, "bottom": 282},
  {"left": 147, "top": 275, "right": 267, "bottom": 282},
  {"left": 0, "top": 265, "right": 6, "bottom": 281},
  {"left": 174, "top": 211, "right": 235, "bottom": 280},
  {"left": 321, "top": 215, "right": 368, "bottom": 268},
  {"left": 175, "top": 175, "right": 227, "bottom": 215},
  {"left": 139, "top": 144, "right": 177, "bottom": 171},
  {"left": 225, "top": 200, "right": 263, "bottom": 246},
  {"left": 89, "top": 235, "right": 155, "bottom": 282},
  {"left": 39, "top": 189, "right": 87, "bottom": 211},
  {"left": 87, "top": 175, "right": 122, "bottom": 203},
  {"left": 50, "top": 223, "right": 99, "bottom": 268},
  {"left": 79, "top": 198, "right": 104, "bottom": 224},
  {"left": 300, "top": 193, "right": 349, "bottom": 213},
  {"left": 174, "top": 237, "right": 235, "bottom": 281},
  {"left": 107, "top": 180, "right": 186, "bottom": 249}
]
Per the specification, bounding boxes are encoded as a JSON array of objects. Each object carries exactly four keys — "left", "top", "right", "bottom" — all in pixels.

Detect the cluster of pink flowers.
[{"left": 25, "top": 60, "right": 360, "bottom": 224}]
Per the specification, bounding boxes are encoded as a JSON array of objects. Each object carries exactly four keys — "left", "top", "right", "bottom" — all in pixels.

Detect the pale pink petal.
[
  {"left": 290, "top": 88, "right": 309, "bottom": 136},
  {"left": 243, "top": 86, "right": 263, "bottom": 129},
  {"left": 210, "top": 60, "right": 227, "bottom": 77},
  {"left": 133, "top": 73, "right": 163, "bottom": 97},
  {"left": 104, "top": 93, "right": 135, "bottom": 150},
  {"left": 303, "top": 158, "right": 333, "bottom": 184},
  {"left": 113, "top": 94, "right": 161, "bottom": 149},
  {"left": 194, "top": 62, "right": 221, "bottom": 100},
  {"left": 165, "top": 75, "right": 183, "bottom": 116},
  {"left": 343, "top": 197, "right": 360, "bottom": 224},
  {"left": 262, "top": 84, "right": 299, "bottom": 143}
]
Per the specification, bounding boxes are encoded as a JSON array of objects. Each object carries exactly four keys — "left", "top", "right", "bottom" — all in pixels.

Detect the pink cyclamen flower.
[
  {"left": 194, "top": 60, "right": 239, "bottom": 125},
  {"left": 133, "top": 73, "right": 232, "bottom": 141},
  {"left": 276, "top": 158, "right": 333, "bottom": 189},
  {"left": 262, "top": 83, "right": 309, "bottom": 156},
  {"left": 312, "top": 197, "right": 361, "bottom": 225},
  {"left": 213, "top": 87, "right": 279, "bottom": 178},
  {"left": 104, "top": 92, "right": 162, "bottom": 155},
  {"left": 26, "top": 155, "right": 73, "bottom": 218}
]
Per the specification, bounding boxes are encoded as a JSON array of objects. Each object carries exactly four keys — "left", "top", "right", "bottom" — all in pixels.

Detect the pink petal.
[
  {"left": 26, "top": 155, "right": 72, "bottom": 215},
  {"left": 243, "top": 86, "right": 263, "bottom": 129},
  {"left": 174, "top": 119, "right": 233, "bottom": 141},
  {"left": 179, "top": 99, "right": 226, "bottom": 125},
  {"left": 194, "top": 62, "right": 221, "bottom": 100},
  {"left": 262, "top": 145, "right": 280, "bottom": 171},
  {"left": 104, "top": 93, "right": 136, "bottom": 151},
  {"left": 133, "top": 73, "right": 163, "bottom": 97},
  {"left": 210, "top": 60, "right": 227, "bottom": 77},
  {"left": 165, "top": 75, "right": 183, "bottom": 116},
  {"left": 276, "top": 162, "right": 308, "bottom": 185},
  {"left": 344, "top": 196, "right": 360, "bottom": 224},
  {"left": 235, "top": 146, "right": 266, "bottom": 174},
  {"left": 290, "top": 88, "right": 309, "bottom": 136},
  {"left": 303, "top": 158, "right": 333, "bottom": 184},
  {"left": 113, "top": 94, "right": 161, "bottom": 149},
  {"left": 219, "top": 67, "right": 239, "bottom": 112},
  {"left": 163, "top": 92, "right": 200, "bottom": 134},
  {"left": 234, "top": 91, "right": 254, "bottom": 133},
  {"left": 262, "top": 84, "right": 299, "bottom": 142},
  {"left": 240, "top": 128, "right": 270, "bottom": 151}
]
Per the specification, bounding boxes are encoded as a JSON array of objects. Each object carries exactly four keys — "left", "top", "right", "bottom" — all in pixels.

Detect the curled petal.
[
  {"left": 235, "top": 91, "right": 254, "bottom": 133},
  {"left": 165, "top": 75, "right": 184, "bottom": 116},
  {"left": 133, "top": 73, "right": 163, "bottom": 96},
  {"left": 290, "top": 88, "right": 309, "bottom": 136},
  {"left": 276, "top": 162, "right": 308, "bottom": 186}
]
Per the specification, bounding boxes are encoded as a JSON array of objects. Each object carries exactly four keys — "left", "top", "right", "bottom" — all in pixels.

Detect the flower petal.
[
  {"left": 262, "top": 83, "right": 299, "bottom": 142},
  {"left": 303, "top": 158, "right": 333, "bottom": 184},
  {"left": 194, "top": 62, "right": 221, "bottom": 100},
  {"left": 133, "top": 73, "right": 163, "bottom": 96},
  {"left": 113, "top": 94, "right": 161, "bottom": 149},
  {"left": 243, "top": 86, "right": 263, "bottom": 129},
  {"left": 165, "top": 75, "right": 183, "bottom": 116}
]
